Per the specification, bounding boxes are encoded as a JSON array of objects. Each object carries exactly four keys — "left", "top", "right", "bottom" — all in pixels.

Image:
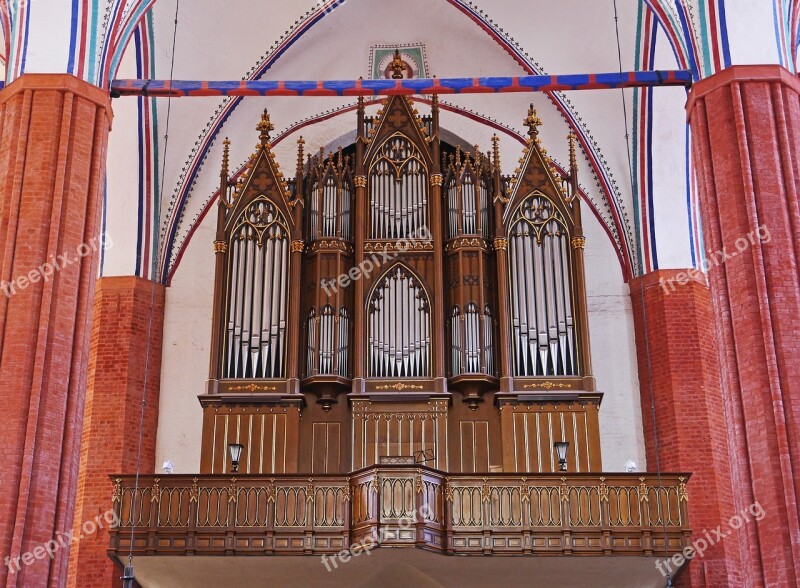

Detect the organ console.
[{"left": 199, "top": 97, "right": 601, "bottom": 476}]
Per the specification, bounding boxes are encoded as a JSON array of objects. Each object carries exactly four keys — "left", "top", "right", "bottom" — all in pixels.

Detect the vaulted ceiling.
[{"left": 2, "top": 0, "right": 794, "bottom": 282}]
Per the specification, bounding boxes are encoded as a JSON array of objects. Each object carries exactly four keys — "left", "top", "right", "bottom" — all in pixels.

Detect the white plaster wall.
[
  {"left": 102, "top": 47, "right": 142, "bottom": 277},
  {"left": 154, "top": 211, "right": 215, "bottom": 472},
  {"left": 582, "top": 209, "right": 647, "bottom": 472},
  {"left": 725, "top": 0, "right": 785, "bottom": 67}
]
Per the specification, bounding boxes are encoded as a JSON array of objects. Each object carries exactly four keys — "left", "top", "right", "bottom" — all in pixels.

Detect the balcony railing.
[{"left": 108, "top": 466, "right": 690, "bottom": 557}]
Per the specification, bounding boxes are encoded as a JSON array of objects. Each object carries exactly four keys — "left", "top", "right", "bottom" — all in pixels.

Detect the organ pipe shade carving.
[
  {"left": 368, "top": 266, "right": 431, "bottom": 378},
  {"left": 508, "top": 193, "right": 577, "bottom": 377},
  {"left": 223, "top": 198, "right": 289, "bottom": 378},
  {"left": 305, "top": 306, "right": 350, "bottom": 378},
  {"left": 370, "top": 134, "right": 428, "bottom": 240}
]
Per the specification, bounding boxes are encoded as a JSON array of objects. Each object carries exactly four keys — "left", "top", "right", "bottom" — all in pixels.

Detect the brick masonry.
[
  {"left": 686, "top": 65, "right": 800, "bottom": 587},
  {"left": 630, "top": 270, "right": 740, "bottom": 587},
  {"left": 0, "top": 74, "right": 111, "bottom": 588},
  {"left": 66, "top": 276, "right": 165, "bottom": 588}
]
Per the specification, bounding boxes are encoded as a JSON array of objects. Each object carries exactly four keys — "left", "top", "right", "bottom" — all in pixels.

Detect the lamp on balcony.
[
  {"left": 554, "top": 441, "right": 569, "bottom": 471},
  {"left": 121, "top": 564, "right": 135, "bottom": 588},
  {"left": 228, "top": 443, "right": 244, "bottom": 473}
]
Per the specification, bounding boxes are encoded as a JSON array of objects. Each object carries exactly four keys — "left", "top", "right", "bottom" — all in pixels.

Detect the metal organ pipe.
[
  {"left": 223, "top": 200, "right": 289, "bottom": 379},
  {"left": 370, "top": 136, "right": 427, "bottom": 240},
  {"left": 368, "top": 267, "right": 430, "bottom": 378},
  {"left": 508, "top": 194, "right": 576, "bottom": 377}
]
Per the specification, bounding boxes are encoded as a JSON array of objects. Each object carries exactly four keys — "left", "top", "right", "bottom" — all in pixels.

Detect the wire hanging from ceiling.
[
  {"left": 612, "top": 1, "right": 673, "bottom": 586},
  {"left": 123, "top": 0, "right": 180, "bottom": 585}
]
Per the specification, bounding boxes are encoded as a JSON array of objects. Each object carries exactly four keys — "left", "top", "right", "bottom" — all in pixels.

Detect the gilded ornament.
[
  {"left": 374, "top": 383, "right": 424, "bottom": 391},
  {"left": 571, "top": 236, "right": 587, "bottom": 250},
  {"left": 523, "top": 381, "right": 570, "bottom": 390},
  {"left": 227, "top": 383, "right": 277, "bottom": 392}
]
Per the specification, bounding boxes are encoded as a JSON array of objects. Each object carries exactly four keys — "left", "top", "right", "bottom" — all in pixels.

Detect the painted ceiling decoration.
[
  {"left": 153, "top": 0, "right": 643, "bottom": 285},
  {"left": 369, "top": 44, "right": 428, "bottom": 79},
  {"left": 4, "top": 0, "right": 800, "bottom": 280}
]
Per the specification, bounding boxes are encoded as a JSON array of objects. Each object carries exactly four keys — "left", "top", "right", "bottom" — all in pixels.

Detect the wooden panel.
[
  {"left": 351, "top": 400, "right": 448, "bottom": 470},
  {"left": 499, "top": 399, "right": 601, "bottom": 473},
  {"left": 458, "top": 421, "right": 490, "bottom": 473},
  {"left": 200, "top": 405, "right": 300, "bottom": 474},
  {"left": 311, "top": 422, "right": 341, "bottom": 474}
]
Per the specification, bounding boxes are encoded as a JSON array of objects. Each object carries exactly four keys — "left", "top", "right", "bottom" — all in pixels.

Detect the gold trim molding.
[
  {"left": 430, "top": 174, "right": 443, "bottom": 186},
  {"left": 227, "top": 383, "right": 278, "bottom": 392},
  {"left": 213, "top": 241, "right": 228, "bottom": 253},
  {"left": 291, "top": 240, "right": 305, "bottom": 253},
  {"left": 523, "top": 381, "right": 571, "bottom": 390},
  {"left": 374, "top": 383, "right": 425, "bottom": 391},
  {"left": 365, "top": 241, "right": 433, "bottom": 252},
  {"left": 354, "top": 175, "right": 367, "bottom": 188}
]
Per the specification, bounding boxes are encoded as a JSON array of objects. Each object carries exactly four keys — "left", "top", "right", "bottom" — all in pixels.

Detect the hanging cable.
[
  {"left": 613, "top": 1, "right": 672, "bottom": 584},
  {"left": 124, "top": 0, "right": 180, "bottom": 584}
]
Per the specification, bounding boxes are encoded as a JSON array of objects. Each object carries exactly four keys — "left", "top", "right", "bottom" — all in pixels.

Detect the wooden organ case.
[{"left": 200, "top": 98, "right": 602, "bottom": 476}]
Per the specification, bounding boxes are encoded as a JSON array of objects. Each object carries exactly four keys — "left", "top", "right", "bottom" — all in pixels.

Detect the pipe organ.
[{"left": 201, "top": 96, "right": 601, "bottom": 477}]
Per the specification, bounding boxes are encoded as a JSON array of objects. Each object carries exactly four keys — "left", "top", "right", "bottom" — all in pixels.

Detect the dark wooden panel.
[
  {"left": 200, "top": 405, "right": 300, "bottom": 474},
  {"left": 500, "top": 399, "right": 601, "bottom": 473}
]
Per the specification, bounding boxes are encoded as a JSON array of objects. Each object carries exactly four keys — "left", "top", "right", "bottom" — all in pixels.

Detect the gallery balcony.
[{"left": 107, "top": 466, "right": 691, "bottom": 587}]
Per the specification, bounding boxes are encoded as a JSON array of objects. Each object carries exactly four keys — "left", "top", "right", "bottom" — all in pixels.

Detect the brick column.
[
  {"left": 688, "top": 65, "right": 800, "bottom": 587},
  {"left": 66, "top": 276, "right": 165, "bottom": 588},
  {"left": 0, "top": 75, "right": 111, "bottom": 587},
  {"left": 630, "top": 270, "right": 740, "bottom": 587}
]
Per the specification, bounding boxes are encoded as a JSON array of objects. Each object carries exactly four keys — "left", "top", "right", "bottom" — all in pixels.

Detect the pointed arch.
[
  {"left": 157, "top": 0, "right": 636, "bottom": 282},
  {"left": 367, "top": 263, "right": 431, "bottom": 379}
]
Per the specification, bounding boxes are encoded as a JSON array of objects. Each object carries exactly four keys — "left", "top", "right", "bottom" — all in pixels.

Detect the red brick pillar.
[
  {"left": 0, "top": 75, "right": 112, "bottom": 587},
  {"left": 630, "top": 270, "right": 740, "bottom": 587},
  {"left": 687, "top": 65, "right": 800, "bottom": 587},
  {"left": 66, "top": 276, "right": 165, "bottom": 588}
]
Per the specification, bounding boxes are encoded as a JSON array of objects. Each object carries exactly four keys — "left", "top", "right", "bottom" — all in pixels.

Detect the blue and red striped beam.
[{"left": 104, "top": 70, "right": 691, "bottom": 97}]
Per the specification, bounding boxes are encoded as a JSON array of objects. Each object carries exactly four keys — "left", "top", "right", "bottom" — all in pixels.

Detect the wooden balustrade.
[{"left": 108, "top": 467, "right": 690, "bottom": 557}]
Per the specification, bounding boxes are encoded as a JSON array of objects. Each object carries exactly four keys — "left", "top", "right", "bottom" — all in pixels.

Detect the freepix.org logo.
[{"left": 1, "top": 232, "right": 113, "bottom": 299}]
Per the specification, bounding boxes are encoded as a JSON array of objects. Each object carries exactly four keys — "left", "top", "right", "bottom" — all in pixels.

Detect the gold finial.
[
  {"left": 337, "top": 146, "right": 343, "bottom": 168},
  {"left": 524, "top": 103, "right": 542, "bottom": 138},
  {"left": 257, "top": 109, "right": 274, "bottom": 144},
  {"left": 431, "top": 93, "right": 439, "bottom": 107},
  {"left": 491, "top": 134, "right": 501, "bottom": 171},
  {"left": 455, "top": 145, "right": 462, "bottom": 167},
  {"left": 568, "top": 131, "right": 578, "bottom": 172},
  {"left": 390, "top": 48, "right": 405, "bottom": 79},
  {"left": 357, "top": 94, "right": 365, "bottom": 111},
  {"left": 296, "top": 136, "right": 305, "bottom": 172},
  {"left": 221, "top": 137, "right": 230, "bottom": 177}
]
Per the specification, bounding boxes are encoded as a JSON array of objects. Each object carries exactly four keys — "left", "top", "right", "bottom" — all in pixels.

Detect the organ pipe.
[
  {"left": 368, "top": 266, "right": 431, "bottom": 378},
  {"left": 369, "top": 135, "right": 428, "bottom": 240},
  {"left": 508, "top": 194, "right": 576, "bottom": 377},
  {"left": 223, "top": 199, "right": 289, "bottom": 379}
]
